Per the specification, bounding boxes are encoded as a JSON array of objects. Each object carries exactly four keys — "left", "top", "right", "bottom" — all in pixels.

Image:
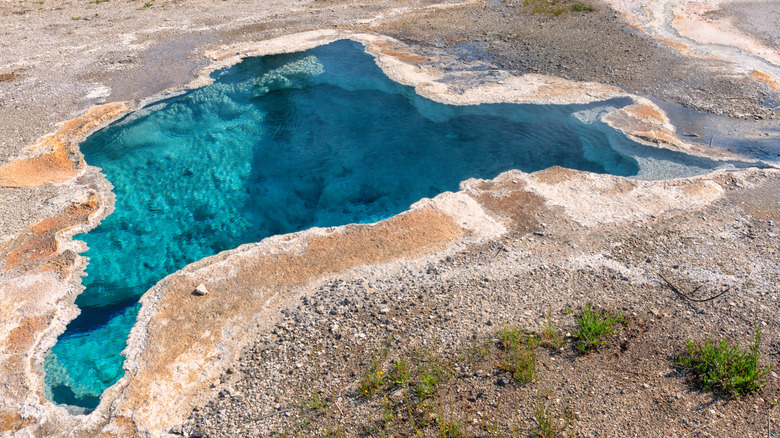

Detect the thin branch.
[
  {"left": 245, "top": 408, "right": 293, "bottom": 423},
  {"left": 658, "top": 273, "right": 731, "bottom": 303}
]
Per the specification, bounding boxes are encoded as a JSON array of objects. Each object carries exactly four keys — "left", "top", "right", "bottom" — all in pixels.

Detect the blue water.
[{"left": 46, "top": 39, "right": 710, "bottom": 409}]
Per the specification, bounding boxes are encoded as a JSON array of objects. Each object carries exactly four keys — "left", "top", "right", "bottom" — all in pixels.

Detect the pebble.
[{"left": 193, "top": 283, "right": 209, "bottom": 296}]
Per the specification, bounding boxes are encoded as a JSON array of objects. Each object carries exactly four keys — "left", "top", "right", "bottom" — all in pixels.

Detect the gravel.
[
  {"left": 375, "top": 0, "right": 777, "bottom": 119},
  {"left": 184, "top": 173, "right": 780, "bottom": 437}
]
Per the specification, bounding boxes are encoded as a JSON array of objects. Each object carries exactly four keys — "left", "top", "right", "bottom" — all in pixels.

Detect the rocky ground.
[
  {"left": 1, "top": 0, "right": 779, "bottom": 437},
  {"left": 183, "top": 171, "right": 780, "bottom": 438},
  {"left": 375, "top": 0, "right": 777, "bottom": 119}
]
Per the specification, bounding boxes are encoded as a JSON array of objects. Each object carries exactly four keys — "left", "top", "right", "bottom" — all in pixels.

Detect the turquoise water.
[{"left": 45, "top": 39, "right": 727, "bottom": 409}]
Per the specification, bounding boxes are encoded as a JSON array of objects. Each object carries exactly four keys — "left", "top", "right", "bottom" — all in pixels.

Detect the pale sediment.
[
  {"left": 603, "top": 0, "right": 780, "bottom": 93},
  {"left": 0, "top": 24, "right": 776, "bottom": 438}
]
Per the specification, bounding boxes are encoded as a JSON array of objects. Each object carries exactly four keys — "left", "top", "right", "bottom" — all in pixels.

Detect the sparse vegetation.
[
  {"left": 533, "top": 397, "right": 573, "bottom": 438},
  {"left": 436, "top": 417, "right": 463, "bottom": 438},
  {"left": 574, "top": 303, "right": 619, "bottom": 353},
  {"left": 676, "top": 327, "right": 772, "bottom": 397},
  {"left": 415, "top": 348, "right": 450, "bottom": 400},
  {"left": 496, "top": 324, "right": 538, "bottom": 383},
  {"left": 390, "top": 358, "right": 411, "bottom": 387},
  {"left": 301, "top": 392, "right": 328, "bottom": 413},
  {"left": 204, "top": 301, "right": 769, "bottom": 437},
  {"left": 571, "top": 2, "right": 595, "bottom": 12},
  {"left": 523, "top": 0, "right": 569, "bottom": 16},
  {"left": 358, "top": 355, "right": 385, "bottom": 397},
  {"left": 540, "top": 312, "right": 565, "bottom": 350}
]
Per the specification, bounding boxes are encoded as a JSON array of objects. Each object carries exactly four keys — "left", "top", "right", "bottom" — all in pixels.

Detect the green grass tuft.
[
  {"left": 571, "top": 2, "right": 595, "bottom": 12},
  {"left": 574, "top": 303, "right": 617, "bottom": 354},
  {"left": 676, "top": 327, "right": 772, "bottom": 397}
]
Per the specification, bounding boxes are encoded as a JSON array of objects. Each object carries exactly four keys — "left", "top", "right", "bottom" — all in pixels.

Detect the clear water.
[{"left": 45, "top": 39, "right": 727, "bottom": 410}]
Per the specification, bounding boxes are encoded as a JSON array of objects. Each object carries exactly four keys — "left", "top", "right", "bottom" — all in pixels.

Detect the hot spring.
[{"left": 45, "top": 39, "right": 740, "bottom": 410}]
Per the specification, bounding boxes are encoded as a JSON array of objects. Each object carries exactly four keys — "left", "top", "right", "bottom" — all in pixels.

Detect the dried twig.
[
  {"left": 245, "top": 408, "right": 292, "bottom": 423},
  {"left": 658, "top": 273, "right": 731, "bottom": 303}
]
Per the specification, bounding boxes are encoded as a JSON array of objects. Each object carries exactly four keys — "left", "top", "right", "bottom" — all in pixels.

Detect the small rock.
[
  {"left": 496, "top": 376, "right": 510, "bottom": 387},
  {"left": 193, "top": 283, "right": 208, "bottom": 296}
]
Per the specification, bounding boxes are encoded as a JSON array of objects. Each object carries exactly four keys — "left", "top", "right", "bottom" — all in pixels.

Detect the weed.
[
  {"left": 560, "top": 307, "right": 573, "bottom": 315},
  {"left": 381, "top": 396, "right": 395, "bottom": 426},
  {"left": 391, "top": 358, "right": 411, "bottom": 387},
  {"left": 482, "top": 416, "right": 502, "bottom": 438},
  {"left": 469, "top": 337, "right": 493, "bottom": 361},
  {"left": 414, "top": 348, "right": 449, "bottom": 401},
  {"left": 88, "top": 0, "right": 109, "bottom": 3},
  {"left": 533, "top": 398, "right": 572, "bottom": 438},
  {"left": 433, "top": 396, "right": 463, "bottom": 438},
  {"left": 676, "top": 327, "right": 772, "bottom": 397},
  {"left": 319, "top": 427, "right": 345, "bottom": 438},
  {"left": 571, "top": 2, "right": 595, "bottom": 12},
  {"left": 574, "top": 303, "right": 617, "bottom": 354},
  {"left": 416, "top": 371, "right": 440, "bottom": 400},
  {"left": 414, "top": 341, "right": 450, "bottom": 400},
  {"left": 301, "top": 392, "right": 328, "bottom": 413},
  {"left": 497, "top": 325, "right": 538, "bottom": 383},
  {"left": 359, "top": 356, "right": 385, "bottom": 398},
  {"left": 143, "top": 2, "right": 152, "bottom": 7},
  {"left": 71, "top": 16, "right": 81, "bottom": 20},
  {"left": 436, "top": 418, "right": 462, "bottom": 438},
  {"left": 540, "top": 312, "right": 565, "bottom": 350}
]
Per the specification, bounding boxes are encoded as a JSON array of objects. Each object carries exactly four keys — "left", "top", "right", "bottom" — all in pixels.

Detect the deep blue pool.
[{"left": 45, "top": 39, "right": 726, "bottom": 409}]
